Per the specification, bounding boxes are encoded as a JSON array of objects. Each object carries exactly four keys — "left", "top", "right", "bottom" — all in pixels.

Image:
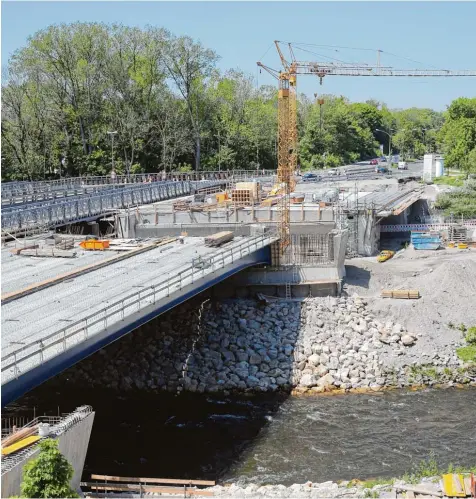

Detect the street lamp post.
[
  {"left": 107, "top": 131, "right": 118, "bottom": 176},
  {"left": 375, "top": 128, "right": 395, "bottom": 164}
]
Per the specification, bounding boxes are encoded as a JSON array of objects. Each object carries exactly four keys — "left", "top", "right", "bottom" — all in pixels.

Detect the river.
[{"left": 4, "top": 386, "right": 475, "bottom": 485}]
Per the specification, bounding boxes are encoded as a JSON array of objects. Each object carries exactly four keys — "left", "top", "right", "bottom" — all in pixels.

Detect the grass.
[
  {"left": 361, "top": 477, "right": 395, "bottom": 489},
  {"left": 465, "top": 327, "right": 476, "bottom": 345},
  {"left": 433, "top": 176, "right": 465, "bottom": 187},
  {"left": 408, "top": 365, "right": 440, "bottom": 380},
  {"left": 401, "top": 453, "right": 476, "bottom": 484},
  {"left": 456, "top": 346, "right": 476, "bottom": 363}
]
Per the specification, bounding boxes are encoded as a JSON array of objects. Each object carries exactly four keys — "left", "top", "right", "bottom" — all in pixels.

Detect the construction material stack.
[{"left": 204, "top": 231, "right": 234, "bottom": 247}]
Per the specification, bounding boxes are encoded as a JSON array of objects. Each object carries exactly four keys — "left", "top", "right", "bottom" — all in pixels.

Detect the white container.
[
  {"left": 38, "top": 423, "right": 50, "bottom": 437},
  {"left": 435, "top": 157, "right": 444, "bottom": 177}
]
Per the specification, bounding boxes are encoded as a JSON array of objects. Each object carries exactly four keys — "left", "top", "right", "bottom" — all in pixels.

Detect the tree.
[
  {"left": 162, "top": 34, "right": 219, "bottom": 171},
  {"left": 439, "top": 98, "right": 476, "bottom": 170},
  {"left": 20, "top": 439, "right": 79, "bottom": 498}
]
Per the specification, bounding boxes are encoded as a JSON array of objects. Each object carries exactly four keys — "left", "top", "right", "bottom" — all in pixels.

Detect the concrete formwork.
[{"left": 1, "top": 408, "right": 95, "bottom": 497}]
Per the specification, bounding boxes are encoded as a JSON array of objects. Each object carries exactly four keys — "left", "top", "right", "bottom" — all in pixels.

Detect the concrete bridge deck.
[{"left": 1, "top": 234, "right": 277, "bottom": 406}]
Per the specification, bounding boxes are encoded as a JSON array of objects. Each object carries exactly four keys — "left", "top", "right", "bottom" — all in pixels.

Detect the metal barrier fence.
[
  {"left": 2, "top": 170, "right": 276, "bottom": 197},
  {"left": 1, "top": 234, "right": 277, "bottom": 386},
  {"left": 1, "top": 180, "right": 227, "bottom": 232},
  {"left": 379, "top": 222, "right": 476, "bottom": 232},
  {"left": 1, "top": 184, "right": 122, "bottom": 207},
  {"left": 1, "top": 406, "right": 93, "bottom": 475}
]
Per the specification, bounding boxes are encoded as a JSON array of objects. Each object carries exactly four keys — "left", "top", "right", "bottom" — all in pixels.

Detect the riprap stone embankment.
[{"left": 59, "top": 295, "right": 475, "bottom": 393}]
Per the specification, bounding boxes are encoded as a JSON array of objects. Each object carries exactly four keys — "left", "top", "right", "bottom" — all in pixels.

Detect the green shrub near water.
[{"left": 19, "top": 439, "right": 78, "bottom": 498}]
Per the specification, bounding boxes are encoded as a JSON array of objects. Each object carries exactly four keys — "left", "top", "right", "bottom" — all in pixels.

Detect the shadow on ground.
[
  {"left": 4, "top": 291, "right": 297, "bottom": 483},
  {"left": 344, "top": 265, "right": 371, "bottom": 289}
]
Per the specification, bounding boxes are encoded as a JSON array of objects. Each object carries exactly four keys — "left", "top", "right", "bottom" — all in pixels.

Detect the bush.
[
  {"left": 456, "top": 346, "right": 476, "bottom": 363},
  {"left": 465, "top": 327, "right": 476, "bottom": 345},
  {"left": 20, "top": 439, "right": 79, "bottom": 498}
]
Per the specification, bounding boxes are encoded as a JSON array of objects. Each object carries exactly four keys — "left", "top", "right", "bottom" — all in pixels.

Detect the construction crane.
[{"left": 257, "top": 41, "right": 476, "bottom": 254}]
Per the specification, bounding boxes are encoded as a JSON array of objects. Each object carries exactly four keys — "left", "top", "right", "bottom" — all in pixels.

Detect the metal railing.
[
  {"left": 2, "top": 170, "right": 276, "bottom": 196},
  {"left": 1, "top": 184, "right": 121, "bottom": 207},
  {"left": 380, "top": 222, "right": 476, "bottom": 232},
  {"left": 1, "top": 180, "right": 227, "bottom": 232},
  {"left": 1, "top": 415, "right": 62, "bottom": 439},
  {"left": 1, "top": 406, "right": 93, "bottom": 475},
  {"left": 1, "top": 234, "right": 277, "bottom": 386}
]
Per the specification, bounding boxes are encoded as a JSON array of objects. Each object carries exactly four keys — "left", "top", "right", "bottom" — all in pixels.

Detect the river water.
[{"left": 5, "top": 386, "right": 475, "bottom": 485}]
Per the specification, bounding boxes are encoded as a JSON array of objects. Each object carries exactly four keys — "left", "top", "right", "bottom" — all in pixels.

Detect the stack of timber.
[
  {"left": 17, "top": 247, "right": 77, "bottom": 258},
  {"left": 204, "top": 231, "right": 234, "bottom": 247},
  {"left": 1, "top": 425, "right": 40, "bottom": 456},
  {"left": 173, "top": 200, "right": 192, "bottom": 211},
  {"left": 381, "top": 289, "right": 420, "bottom": 299},
  {"left": 81, "top": 475, "right": 215, "bottom": 497}
]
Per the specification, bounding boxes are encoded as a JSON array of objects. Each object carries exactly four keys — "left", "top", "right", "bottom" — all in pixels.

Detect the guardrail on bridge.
[
  {"left": 1, "top": 180, "right": 227, "bottom": 233},
  {"left": 1, "top": 233, "right": 278, "bottom": 388}
]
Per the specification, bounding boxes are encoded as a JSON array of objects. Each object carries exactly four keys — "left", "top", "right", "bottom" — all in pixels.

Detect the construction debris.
[
  {"left": 19, "top": 248, "right": 77, "bottom": 258},
  {"left": 381, "top": 289, "right": 420, "bottom": 299},
  {"left": 393, "top": 484, "right": 443, "bottom": 497}
]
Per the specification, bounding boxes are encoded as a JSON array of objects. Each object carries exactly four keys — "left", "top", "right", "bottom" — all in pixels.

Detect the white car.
[{"left": 398, "top": 161, "right": 408, "bottom": 170}]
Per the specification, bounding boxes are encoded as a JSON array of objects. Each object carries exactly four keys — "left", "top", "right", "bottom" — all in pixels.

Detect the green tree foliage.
[
  {"left": 438, "top": 98, "right": 476, "bottom": 171},
  {"left": 20, "top": 439, "right": 79, "bottom": 498},
  {"left": 434, "top": 179, "right": 476, "bottom": 218},
  {"left": 0, "top": 22, "right": 471, "bottom": 179},
  {"left": 300, "top": 96, "right": 379, "bottom": 169}
]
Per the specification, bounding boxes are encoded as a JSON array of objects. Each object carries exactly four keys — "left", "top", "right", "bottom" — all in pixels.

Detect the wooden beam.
[
  {"left": 81, "top": 482, "right": 213, "bottom": 496},
  {"left": 90, "top": 474, "right": 215, "bottom": 486}
]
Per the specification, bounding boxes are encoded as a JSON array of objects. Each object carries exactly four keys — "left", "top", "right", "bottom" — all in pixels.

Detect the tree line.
[{"left": 2, "top": 22, "right": 475, "bottom": 180}]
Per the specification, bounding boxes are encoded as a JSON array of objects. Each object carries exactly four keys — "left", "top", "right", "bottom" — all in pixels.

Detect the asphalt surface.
[{"left": 298, "top": 160, "right": 423, "bottom": 184}]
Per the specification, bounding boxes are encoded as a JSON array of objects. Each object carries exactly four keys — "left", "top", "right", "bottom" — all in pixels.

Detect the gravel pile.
[{"left": 345, "top": 249, "right": 476, "bottom": 369}]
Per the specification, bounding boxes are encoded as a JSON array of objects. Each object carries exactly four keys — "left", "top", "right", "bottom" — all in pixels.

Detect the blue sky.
[{"left": 2, "top": 1, "right": 476, "bottom": 110}]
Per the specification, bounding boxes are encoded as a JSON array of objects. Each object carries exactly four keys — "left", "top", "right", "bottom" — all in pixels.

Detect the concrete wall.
[
  {"left": 118, "top": 205, "right": 336, "bottom": 238},
  {"left": 130, "top": 221, "right": 336, "bottom": 239},
  {"left": 1, "top": 411, "right": 95, "bottom": 498},
  {"left": 357, "top": 211, "right": 379, "bottom": 256}
]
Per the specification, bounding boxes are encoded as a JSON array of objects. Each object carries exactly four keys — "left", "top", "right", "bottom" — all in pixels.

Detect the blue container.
[{"left": 410, "top": 231, "right": 441, "bottom": 250}]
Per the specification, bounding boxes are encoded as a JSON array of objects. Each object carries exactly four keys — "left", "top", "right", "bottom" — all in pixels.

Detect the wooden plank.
[
  {"left": 9, "top": 244, "right": 39, "bottom": 255},
  {"left": 90, "top": 474, "right": 215, "bottom": 486},
  {"left": 81, "top": 483, "right": 213, "bottom": 496},
  {"left": 381, "top": 289, "right": 420, "bottom": 299},
  {"left": 1, "top": 425, "right": 38, "bottom": 448},
  {"left": 393, "top": 485, "right": 442, "bottom": 497},
  {"left": 2, "top": 435, "right": 41, "bottom": 456}
]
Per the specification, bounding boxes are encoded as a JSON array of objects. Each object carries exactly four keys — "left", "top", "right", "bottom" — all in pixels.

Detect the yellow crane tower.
[{"left": 257, "top": 41, "right": 476, "bottom": 254}]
